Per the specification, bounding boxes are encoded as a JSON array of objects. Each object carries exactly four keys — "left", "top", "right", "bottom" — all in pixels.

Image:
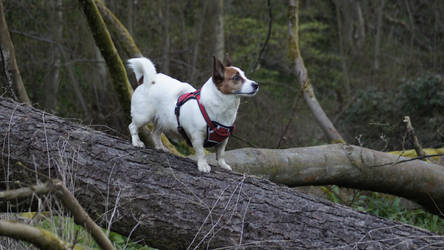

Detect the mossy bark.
[
  {"left": 94, "top": 0, "right": 142, "bottom": 57},
  {"left": 79, "top": 0, "right": 132, "bottom": 117}
]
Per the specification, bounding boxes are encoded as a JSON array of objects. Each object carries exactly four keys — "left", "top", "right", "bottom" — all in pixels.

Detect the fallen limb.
[
  {"left": 0, "top": 220, "right": 67, "bottom": 250},
  {"left": 207, "top": 144, "right": 444, "bottom": 216},
  {"left": 1, "top": 97, "right": 443, "bottom": 249},
  {"left": 0, "top": 180, "right": 115, "bottom": 250}
]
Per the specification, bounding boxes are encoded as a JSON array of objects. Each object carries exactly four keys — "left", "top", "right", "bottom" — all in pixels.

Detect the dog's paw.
[
  {"left": 155, "top": 145, "right": 168, "bottom": 152},
  {"left": 197, "top": 162, "right": 211, "bottom": 173},
  {"left": 219, "top": 161, "right": 232, "bottom": 171},
  {"left": 132, "top": 140, "right": 145, "bottom": 148}
]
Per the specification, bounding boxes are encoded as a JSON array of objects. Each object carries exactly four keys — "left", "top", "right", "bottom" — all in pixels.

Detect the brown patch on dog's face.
[{"left": 215, "top": 66, "right": 244, "bottom": 95}]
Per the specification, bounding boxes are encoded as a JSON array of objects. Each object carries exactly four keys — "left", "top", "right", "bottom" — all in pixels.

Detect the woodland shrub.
[{"left": 344, "top": 74, "right": 444, "bottom": 150}]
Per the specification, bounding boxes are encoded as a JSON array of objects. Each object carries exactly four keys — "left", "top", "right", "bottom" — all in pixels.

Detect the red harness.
[{"left": 175, "top": 90, "right": 235, "bottom": 147}]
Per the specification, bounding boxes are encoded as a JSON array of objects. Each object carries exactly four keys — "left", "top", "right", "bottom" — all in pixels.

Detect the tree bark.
[
  {"left": 288, "top": 0, "right": 345, "bottom": 143},
  {"left": 0, "top": 1, "right": 31, "bottom": 106},
  {"left": 0, "top": 97, "right": 443, "bottom": 249}
]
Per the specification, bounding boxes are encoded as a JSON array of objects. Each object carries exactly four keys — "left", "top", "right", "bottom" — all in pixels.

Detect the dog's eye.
[{"left": 231, "top": 74, "right": 241, "bottom": 81}]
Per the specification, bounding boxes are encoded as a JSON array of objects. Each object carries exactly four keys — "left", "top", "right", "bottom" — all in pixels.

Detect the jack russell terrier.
[{"left": 127, "top": 55, "right": 259, "bottom": 173}]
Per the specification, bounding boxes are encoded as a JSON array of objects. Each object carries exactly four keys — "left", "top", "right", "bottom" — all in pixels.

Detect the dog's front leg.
[
  {"left": 215, "top": 139, "right": 232, "bottom": 171},
  {"left": 191, "top": 137, "right": 211, "bottom": 173}
]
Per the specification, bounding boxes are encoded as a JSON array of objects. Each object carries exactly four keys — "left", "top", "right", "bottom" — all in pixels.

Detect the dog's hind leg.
[
  {"left": 129, "top": 122, "right": 145, "bottom": 147},
  {"left": 152, "top": 125, "right": 167, "bottom": 151}
]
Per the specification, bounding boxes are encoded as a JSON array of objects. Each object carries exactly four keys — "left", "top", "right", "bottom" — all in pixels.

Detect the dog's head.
[{"left": 212, "top": 54, "right": 259, "bottom": 96}]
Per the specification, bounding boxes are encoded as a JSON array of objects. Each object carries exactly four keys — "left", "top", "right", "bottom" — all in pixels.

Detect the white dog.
[{"left": 127, "top": 55, "right": 258, "bottom": 173}]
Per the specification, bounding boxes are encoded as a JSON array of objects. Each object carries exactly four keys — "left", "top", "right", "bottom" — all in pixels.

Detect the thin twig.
[
  {"left": 251, "top": 0, "right": 272, "bottom": 73},
  {"left": 276, "top": 89, "right": 302, "bottom": 148},
  {"left": 403, "top": 116, "right": 426, "bottom": 159},
  {"left": 231, "top": 134, "right": 258, "bottom": 148},
  {"left": 369, "top": 153, "right": 444, "bottom": 168},
  {"left": 193, "top": 178, "right": 245, "bottom": 250}
]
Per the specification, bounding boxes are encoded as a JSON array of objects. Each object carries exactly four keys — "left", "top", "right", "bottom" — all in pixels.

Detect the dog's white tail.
[{"left": 127, "top": 57, "right": 157, "bottom": 86}]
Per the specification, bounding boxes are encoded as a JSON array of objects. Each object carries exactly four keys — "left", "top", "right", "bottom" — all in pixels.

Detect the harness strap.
[{"left": 175, "top": 90, "right": 234, "bottom": 147}]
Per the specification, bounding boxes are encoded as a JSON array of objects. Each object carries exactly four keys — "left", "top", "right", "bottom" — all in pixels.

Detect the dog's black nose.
[{"left": 252, "top": 82, "right": 259, "bottom": 90}]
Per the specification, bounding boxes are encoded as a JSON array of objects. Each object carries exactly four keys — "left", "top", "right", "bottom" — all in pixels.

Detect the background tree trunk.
[
  {"left": 160, "top": 0, "right": 170, "bottom": 75},
  {"left": 44, "top": 0, "right": 63, "bottom": 112},
  {"left": 79, "top": 0, "right": 133, "bottom": 117},
  {"left": 95, "top": 0, "right": 142, "bottom": 58},
  {"left": 0, "top": 97, "right": 443, "bottom": 249},
  {"left": 288, "top": 0, "right": 345, "bottom": 143},
  {"left": 374, "top": 0, "right": 386, "bottom": 70},
  {"left": 213, "top": 0, "right": 225, "bottom": 61},
  {"left": 0, "top": 1, "right": 31, "bottom": 106},
  {"left": 190, "top": 1, "right": 209, "bottom": 83}
]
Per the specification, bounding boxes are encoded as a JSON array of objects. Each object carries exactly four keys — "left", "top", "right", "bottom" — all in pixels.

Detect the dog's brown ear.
[
  {"left": 212, "top": 56, "right": 225, "bottom": 84},
  {"left": 224, "top": 53, "right": 232, "bottom": 67}
]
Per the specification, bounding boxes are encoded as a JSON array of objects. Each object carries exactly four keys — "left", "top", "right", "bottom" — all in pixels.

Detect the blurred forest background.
[{"left": 2, "top": 0, "right": 443, "bottom": 151}]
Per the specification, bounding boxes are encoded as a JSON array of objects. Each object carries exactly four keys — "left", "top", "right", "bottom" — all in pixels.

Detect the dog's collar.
[{"left": 175, "top": 90, "right": 235, "bottom": 147}]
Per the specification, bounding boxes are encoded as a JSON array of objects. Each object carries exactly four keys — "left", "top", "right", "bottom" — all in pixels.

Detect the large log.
[{"left": 0, "top": 97, "right": 443, "bottom": 249}]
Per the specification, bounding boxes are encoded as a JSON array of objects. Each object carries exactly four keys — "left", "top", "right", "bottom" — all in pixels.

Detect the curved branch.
[
  {"left": 0, "top": 221, "right": 67, "bottom": 250},
  {"left": 288, "top": 0, "right": 345, "bottom": 143}
]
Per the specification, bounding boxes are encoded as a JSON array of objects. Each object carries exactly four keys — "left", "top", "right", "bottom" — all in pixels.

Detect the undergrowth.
[
  {"left": 0, "top": 212, "right": 155, "bottom": 249},
  {"left": 323, "top": 185, "right": 444, "bottom": 235}
]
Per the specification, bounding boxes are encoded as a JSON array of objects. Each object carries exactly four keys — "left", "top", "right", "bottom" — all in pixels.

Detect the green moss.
[{"left": 38, "top": 228, "right": 67, "bottom": 250}]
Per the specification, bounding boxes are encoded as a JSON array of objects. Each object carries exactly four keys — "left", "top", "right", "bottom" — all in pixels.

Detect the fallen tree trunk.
[
  {"left": 207, "top": 145, "right": 444, "bottom": 217},
  {"left": 0, "top": 97, "right": 443, "bottom": 249}
]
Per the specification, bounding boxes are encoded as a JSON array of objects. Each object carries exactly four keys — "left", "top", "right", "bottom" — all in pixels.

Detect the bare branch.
[
  {"left": 251, "top": 0, "right": 272, "bottom": 73},
  {"left": 0, "top": 182, "right": 50, "bottom": 200},
  {"left": 0, "top": 180, "right": 115, "bottom": 250},
  {"left": 0, "top": 220, "right": 67, "bottom": 250},
  {"left": 403, "top": 116, "right": 426, "bottom": 158}
]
